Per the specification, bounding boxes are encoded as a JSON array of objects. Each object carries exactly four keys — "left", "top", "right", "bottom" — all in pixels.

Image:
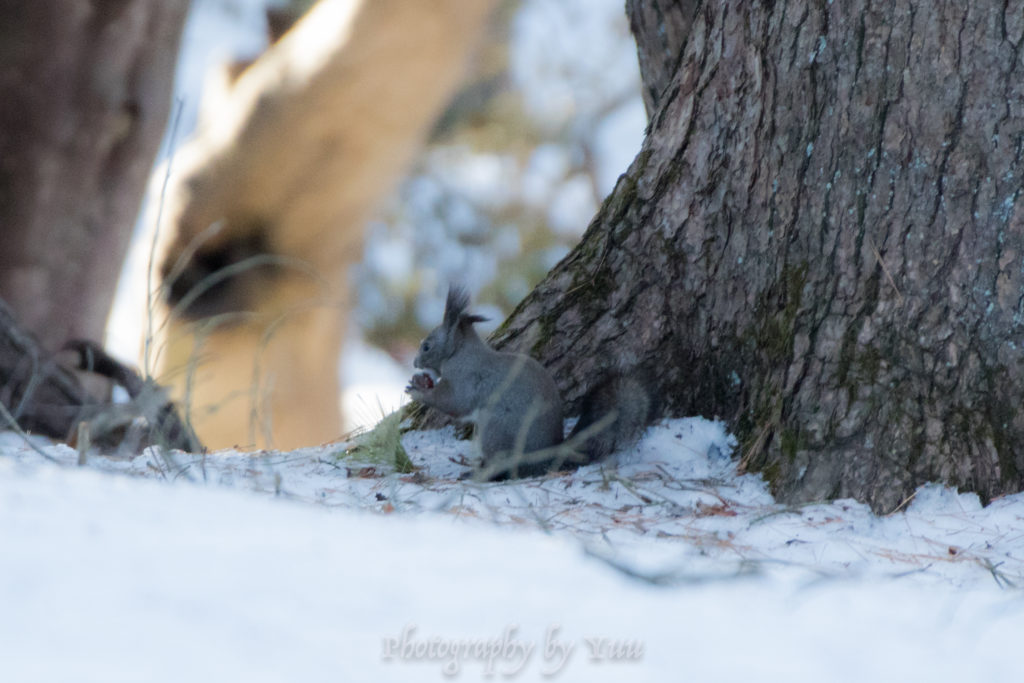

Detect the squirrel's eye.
[{"left": 421, "top": 341, "right": 430, "bottom": 352}]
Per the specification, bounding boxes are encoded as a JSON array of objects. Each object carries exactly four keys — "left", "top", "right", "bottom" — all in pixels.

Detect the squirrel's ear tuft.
[
  {"left": 444, "top": 285, "right": 471, "bottom": 328},
  {"left": 459, "top": 313, "right": 489, "bottom": 328}
]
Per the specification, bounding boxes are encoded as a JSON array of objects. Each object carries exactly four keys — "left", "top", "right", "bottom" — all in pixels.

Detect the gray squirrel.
[{"left": 406, "top": 286, "right": 655, "bottom": 480}]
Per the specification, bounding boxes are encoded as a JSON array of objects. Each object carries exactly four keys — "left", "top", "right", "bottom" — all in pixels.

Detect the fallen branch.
[{"left": 0, "top": 297, "right": 201, "bottom": 454}]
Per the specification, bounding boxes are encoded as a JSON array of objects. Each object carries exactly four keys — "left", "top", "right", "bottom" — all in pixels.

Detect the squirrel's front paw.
[{"left": 405, "top": 372, "right": 435, "bottom": 400}]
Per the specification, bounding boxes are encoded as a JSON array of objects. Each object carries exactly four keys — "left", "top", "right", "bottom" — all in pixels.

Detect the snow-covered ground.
[
  {"left": 2, "top": 417, "right": 1022, "bottom": 682},
  {"left": 67, "top": 3, "right": 1024, "bottom": 679}
]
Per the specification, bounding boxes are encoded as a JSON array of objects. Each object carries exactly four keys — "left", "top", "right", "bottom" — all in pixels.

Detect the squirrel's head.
[{"left": 414, "top": 285, "right": 488, "bottom": 373}]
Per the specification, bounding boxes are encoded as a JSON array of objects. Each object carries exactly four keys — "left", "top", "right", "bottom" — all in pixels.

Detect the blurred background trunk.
[
  {"left": 0, "top": 0, "right": 188, "bottom": 352},
  {"left": 147, "top": 0, "right": 497, "bottom": 449}
]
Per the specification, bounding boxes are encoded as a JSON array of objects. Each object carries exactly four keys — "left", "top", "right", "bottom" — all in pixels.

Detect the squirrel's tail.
[
  {"left": 567, "top": 373, "right": 657, "bottom": 464},
  {"left": 475, "top": 372, "right": 657, "bottom": 482}
]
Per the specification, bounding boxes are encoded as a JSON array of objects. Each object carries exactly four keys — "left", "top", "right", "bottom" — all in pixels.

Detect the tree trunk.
[
  {"left": 0, "top": 0, "right": 188, "bottom": 351},
  {"left": 495, "top": 0, "right": 1024, "bottom": 512},
  {"left": 146, "top": 0, "right": 497, "bottom": 450}
]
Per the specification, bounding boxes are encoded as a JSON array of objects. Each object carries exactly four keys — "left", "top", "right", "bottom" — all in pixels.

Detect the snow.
[
  {"left": 2, "top": 417, "right": 1023, "bottom": 682},
  {"left": 68, "top": 4, "right": 1024, "bottom": 677}
]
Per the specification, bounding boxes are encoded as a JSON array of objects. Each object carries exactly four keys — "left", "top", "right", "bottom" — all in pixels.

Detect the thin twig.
[
  {"left": 0, "top": 400, "right": 61, "bottom": 464},
  {"left": 867, "top": 235, "right": 905, "bottom": 306},
  {"left": 145, "top": 97, "right": 185, "bottom": 377},
  {"left": 886, "top": 489, "right": 917, "bottom": 516}
]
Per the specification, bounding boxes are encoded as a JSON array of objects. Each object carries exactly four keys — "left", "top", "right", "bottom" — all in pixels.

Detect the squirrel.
[{"left": 405, "top": 286, "right": 654, "bottom": 480}]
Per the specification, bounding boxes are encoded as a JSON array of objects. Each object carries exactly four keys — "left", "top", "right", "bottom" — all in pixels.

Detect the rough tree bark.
[
  {"left": 495, "top": 0, "right": 1024, "bottom": 512},
  {"left": 0, "top": 0, "right": 188, "bottom": 351}
]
